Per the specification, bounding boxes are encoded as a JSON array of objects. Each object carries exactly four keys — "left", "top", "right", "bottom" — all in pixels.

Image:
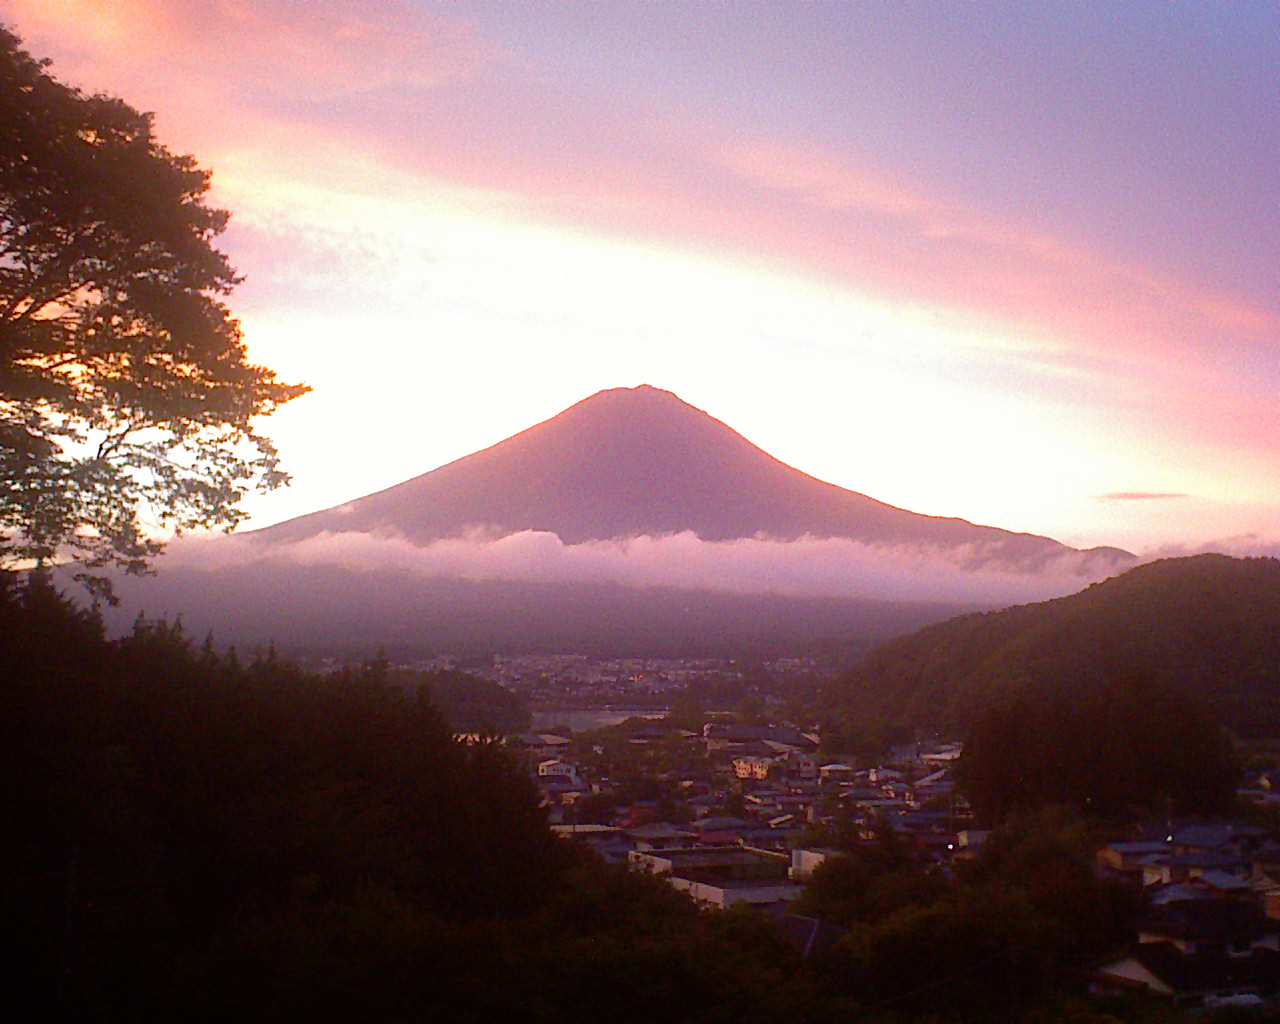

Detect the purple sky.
[{"left": 6, "top": 0, "right": 1278, "bottom": 553}]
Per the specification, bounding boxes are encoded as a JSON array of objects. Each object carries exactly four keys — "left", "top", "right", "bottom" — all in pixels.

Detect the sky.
[{"left": 6, "top": 0, "right": 1278, "bottom": 556}]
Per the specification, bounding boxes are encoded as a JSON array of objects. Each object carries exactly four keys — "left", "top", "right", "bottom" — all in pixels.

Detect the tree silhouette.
[{"left": 0, "top": 28, "right": 306, "bottom": 597}]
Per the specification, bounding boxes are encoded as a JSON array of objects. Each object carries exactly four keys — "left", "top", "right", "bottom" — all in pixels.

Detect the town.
[
  {"left": 475, "top": 664, "right": 1280, "bottom": 1013},
  {"left": 398, "top": 651, "right": 836, "bottom": 718}
]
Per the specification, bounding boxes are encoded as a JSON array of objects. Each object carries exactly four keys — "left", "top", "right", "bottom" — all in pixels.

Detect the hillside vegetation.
[
  {"left": 823, "top": 554, "right": 1280, "bottom": 740},
  {"left": 3, "top": 572, "right": 1233, "bottom": 1019},
  {"left": 413, "top": 667, "right": 532, "bottom": 734},
  {"left": 2, "top": 574, "right": 818, "bottom": 1021}
]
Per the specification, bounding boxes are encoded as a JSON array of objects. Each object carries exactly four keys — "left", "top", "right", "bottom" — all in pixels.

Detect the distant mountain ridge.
[
  {"left": 104, "top": 569, "right": 966, "bottom": 659},
  {"left": 823, "top": 554, "right": 1280, "bottom": 738},
  {"left": 252, "top": 384, "right": 1132, "bottom": 571}
]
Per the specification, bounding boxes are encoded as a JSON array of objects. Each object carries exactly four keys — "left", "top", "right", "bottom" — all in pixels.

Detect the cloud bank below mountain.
[{"left": 162, "top": 528, "right": 1131, "bottom": 607}]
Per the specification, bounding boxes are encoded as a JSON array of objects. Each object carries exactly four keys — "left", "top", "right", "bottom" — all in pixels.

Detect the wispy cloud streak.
[{"left": 1098, "top": 492, "right": 1189, "bottom": 502}]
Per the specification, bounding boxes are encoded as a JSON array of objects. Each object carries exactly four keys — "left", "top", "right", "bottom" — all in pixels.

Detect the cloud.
[
  {"left": 6, "top": 0, "right": 488, "bottom": 99},
  {"left": 160, "top": 528, "right": 1131, "bottom": 607},
  {"left": 1141, "top": 535, "right": 1280, "bottom": 561},
  {"left": 18, "top": 0, "right": 1274, "bottom": 375},
  {"left": 717, "top": 139, "right": 1279, "bottom": 361},
  {"left": 1098, "top": 492, "right": 1189, "bottom": 502}
]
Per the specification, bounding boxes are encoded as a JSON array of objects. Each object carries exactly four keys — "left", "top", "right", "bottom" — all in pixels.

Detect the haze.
[{"left": 8, "top": 1, "right": 1278, "bottom": 557}]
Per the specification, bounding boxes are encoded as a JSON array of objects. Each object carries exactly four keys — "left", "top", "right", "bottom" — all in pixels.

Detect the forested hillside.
[
  {"left": 2, "top": 573, "right": 1235, "bottom": 1020},
  {"left": 823, "top": 555, "right": 1280, "bottom": 740},
  {"left": 413, "top": 667, "right": 532, "bottom": 734},
  {"left": 2, "top": 574, "right": 820, "bottom": 1021}
]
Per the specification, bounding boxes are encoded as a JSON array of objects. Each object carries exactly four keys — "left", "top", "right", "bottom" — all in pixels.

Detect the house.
[
  {"left": 704, "top": 724, "right": 817, "bottom": 757},
  {"left": 1143, "top": 850, "right": 1251, "bottom": 887},
  {"left": 948, "top": 830, "right": 989, "bottom": 863},
  {"left": 704, "top": 723, "right": 771, "bottom": 752},
  {"left": 1093, "top": 943, "right": 1280, "bottom": 1008},
  {"left": 920, "top": 744, "right": 963, "bottom": 769},
  {"left": 735, "top": 826, "right": 803, "bottom": 852},
  {"left": 667, "top": 875, "right": 802, "bottom": 910},
  {"left": 550, "top": 824, "right": 634, "bottom": 864},
  {"left": 848, "top": 790, "right": 908, "bottom": 814},
  {"left": 1257, "top": 882, "right": 1280, "bottom": 922},
  {"left": 912, "top": 768, "right": 953, "bottom": 797},
  {"left": 1109, "top": 823, "right": 1274, "bottom": 884},
  {"left": 1199, "top": 870, "right": 1254, "bottom": 898},
  {"left": 881, "top": 780, "right": 913, "bottom": 802},
  {"left": 1097, "top": 840, "right": 1170, "bottom": 876},
  {"left": 1137, "top": 899, "right": 1279, "bottom": 956},
  {"left": 767, "top": 792, "right": 813, "bottom": 817},
  {"left": 1237, "top": 784, "right": 1280, "bottom": 808},
  {"left": 1150, "top": 882, "right": 1216, "bottom": 906},
  {"left": 628, "top": 724, "right": 672, "bottom": 744},
  {"left": 535, "top": 772, "right": 589, "bottom": 807},
  {"left": 689, "top": 816, "right": 750, "bottom": 842},
  {"left": 630, "top": 845, "right": 787, "bottom": 880},
  {"left": 1093, "top": 898, "right": 1280, "bottom": 1007},
  {"left": 732, "top": 755, "right": 774, "bottom": 781},
  {"left": 775, "top": 749, "right": 817, "bottom": 779},
  {"left": 537, "top": 759, "right": 583, "bottom": 784},
  {"left": 631, "top": 845, "right": 800, "bottom": 909},
  {"left": 1170, "top": 824, "right": 1270, "bottom": 859},
  {"left": 819, "top": 763, "right": 855, "bottom": 784},
  {"left": 791, "top": 846, "right": 840, "bottom": 881},
  {"left": 508, "top": 733, "right": 573, "bottom": 761},
  {"left": 1145, "top": 873, "right": 1251, "bottom": 904},
  {"left": 1238, "top": 774, "right": 1280, "bottom": 808},
  {"left": 625, "top": 822, "right": 697, "bottom": 851}
]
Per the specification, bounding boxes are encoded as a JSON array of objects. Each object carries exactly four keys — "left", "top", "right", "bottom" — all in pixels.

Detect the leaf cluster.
[
  {"left": 0, "top": 29, "right": 306, "bottom": 592},
  {"left": 958, "top": 672, "right": 1239, "bottom": 824},
  {"left": 804, "top": 809, "right": 1140, "bottom": 1019}
]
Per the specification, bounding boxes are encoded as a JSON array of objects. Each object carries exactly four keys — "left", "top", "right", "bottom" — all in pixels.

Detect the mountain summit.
[{"left": 252, "top": 385, "right": 1131, "bottom": 570}]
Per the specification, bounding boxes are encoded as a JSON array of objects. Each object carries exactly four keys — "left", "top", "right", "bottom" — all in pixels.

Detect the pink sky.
[{"left": 6, "top": 0, "right": 1278, "bottom": 554}]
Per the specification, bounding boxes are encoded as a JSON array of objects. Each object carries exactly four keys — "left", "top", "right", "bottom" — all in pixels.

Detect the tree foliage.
[
  {"left": 0, "top": 28, "right": 305, "bottom": 594},
  {"left": 410, "top": 667, "right": 531, "bottom": 734},
  {"left": 791, "top": 834, "right": 948, "bottom": 928},
  {"left": 1, "top": 574, "right": 838, "bottom": 1021},
  {"left": 809, "top": 810, "right": 1140, "bottom": 1019},
  {"left": 821, "top": 554, "right": 1280, "bottom": 740},
  {"left": 958, "top": 672, "right": 1239, "bottom": 823}
]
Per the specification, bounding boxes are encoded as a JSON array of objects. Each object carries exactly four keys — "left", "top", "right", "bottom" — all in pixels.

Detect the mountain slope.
[
  {"left": 823, "top": 554, "right": 1280, "bottom": 738},
  {"left": 251, "top": 385, "right": 1131, "bottom": 570}
]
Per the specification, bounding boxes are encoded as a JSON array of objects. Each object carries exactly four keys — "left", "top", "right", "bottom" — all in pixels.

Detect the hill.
[
  {"left": 250, "top": 385, "right": 1132, "bottom": 571},
  {"left": 822, "top": 554, "right": 1280, "bottom": 739},
  {"left": 413, "top": 668, "right": 531, "bottom": 734}
]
